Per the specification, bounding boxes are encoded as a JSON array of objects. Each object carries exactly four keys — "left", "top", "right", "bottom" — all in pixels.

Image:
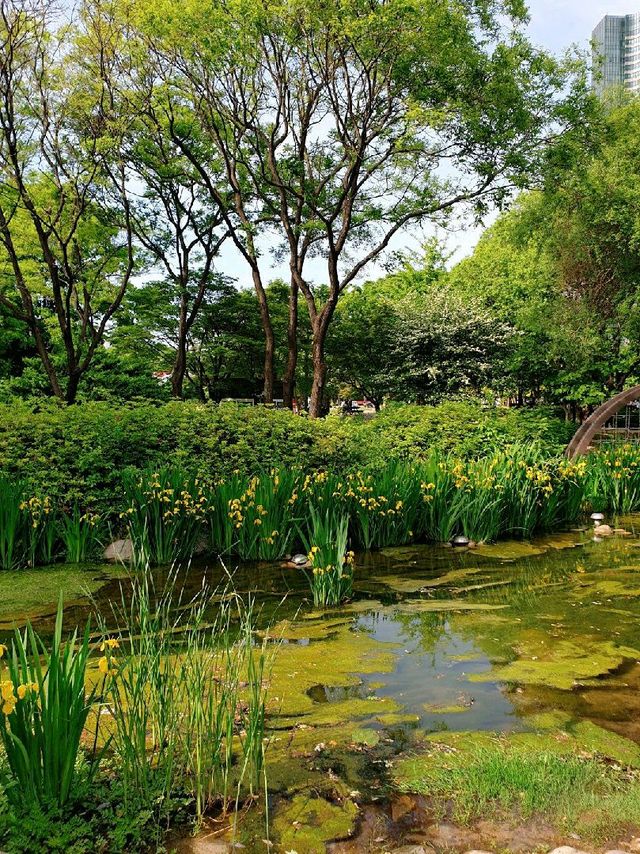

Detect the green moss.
[
  {"left": 371, "top": 568, "right": 480, "bottom": 592},
  {"left": 474, "top": 541, "right": 548, "bottom": 560},
  {"left": 351, "top": 727, "right": 380, "bottom": 746},
  {"left": 266, "top": 623, "right": 398, "bottom": 720},
  {"left": 470, "top": 638, "right": 640, "bottom": 690},
  {"left": 264, "top": 617, "right": 352, "bottom": 641},
  {"left": 374, "top": 712, "right": 421, "bottom": 726},
  {"left": 527, "top": 711, "right": 573, "bottom": 730},
  {"left": 271, "top": 794, "right": 358, "bottom": 853},
  {"left": 422, "top": 703, "right": 471, "bottom": 714},
  {"left": 392, "top": 725, "right": 640, "bottom": 841},
  {"left": 0, "top": 563, "right": 125, "bottom": 628},
  {"left": 278, "top": 696, "right": 401, "bottom": 728},
  {"left": 571, "top": 721, "right": 640, "bottom": 767},
  {"left": 395, "top": 600, "right": 508, "bottom": 613}
]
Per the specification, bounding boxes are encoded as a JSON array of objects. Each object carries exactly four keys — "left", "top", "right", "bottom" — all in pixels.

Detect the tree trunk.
[
  {"left": 309, "top": 323, "right": 328, "bottom": 418},
  {"left": 30, "top": 321, "right": 64, "bottom": 401},
  {"left": 252, "top": 269, "right": 275, "bottom": 403},
  {"left": 282, "top": 280, "right": 298, "bottom": 409},
  {"left": 65, "top": 370, "right": 80, "bottom": 404},
  {"left": 171, "top": 295, "right": 189, "bottom": 398}
]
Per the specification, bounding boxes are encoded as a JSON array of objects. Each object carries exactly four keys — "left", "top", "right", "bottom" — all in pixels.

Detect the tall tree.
[
  {"left": 0, "top": 0, "right": 136, "bottom": 403},
  {"left": 126, "top": 0, "right": 592, "bottom": 416},
  {"left": 70, "top": 0, "right": 231, "bottom": 398}
]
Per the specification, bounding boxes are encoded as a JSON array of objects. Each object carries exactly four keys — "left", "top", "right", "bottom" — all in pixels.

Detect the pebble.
[{"left": 548, "top": 848, "right": 590, "bottom": 854}]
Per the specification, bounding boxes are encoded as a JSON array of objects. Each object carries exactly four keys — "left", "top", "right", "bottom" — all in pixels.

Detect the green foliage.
[
  {"left": 59, "top": 508, "right": 102, "bottom": 565},
  {"left": 0, "top": 480, "right": 58, "bottom": 570},
  {"left": 298, "top": 506, "right": 353, "bottom": 608},
  {"left": 0, "top": 598, "right": 96, "bottom": 811},
  {"left": 209, "top": 470, "right": 298, "bottom": 561},
  {"left": 0, "top": 400, "right": 574, "bottom": 515},
  {"left": 121, "top": 468, "right": 207, "bottom": 566}
]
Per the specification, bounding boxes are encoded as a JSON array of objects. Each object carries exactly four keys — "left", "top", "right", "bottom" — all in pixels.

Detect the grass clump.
[
  {"left": 97, "top": 566, "right": 271, "bottom": 824},
  {"left": 0, "top": 597, "right": 96, "bottom": 811},
  {"left": 395, "top": 736, "right": 640, "bottom": 843}
]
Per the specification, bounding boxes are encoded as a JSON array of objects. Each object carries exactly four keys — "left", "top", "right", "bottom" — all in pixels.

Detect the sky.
[{"left": 216, "top": 0, "right": 633, "bottom": 288}]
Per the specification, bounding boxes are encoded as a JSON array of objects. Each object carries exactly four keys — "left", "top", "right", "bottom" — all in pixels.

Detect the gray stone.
[
  {"left": 593, "top": 524, "right": 613, "bottom": 536},
  {"left": 547, "top": 848, "right": 590, "bottom": 854},
  {"left": 604, "top": 850, "right": 630, "bottom": 854},
  {"left": 103, "top": 538, "right": 133, "bottom": 562},
  {"left": 290, "top": 553, "right": 309, "bottom": 566}
]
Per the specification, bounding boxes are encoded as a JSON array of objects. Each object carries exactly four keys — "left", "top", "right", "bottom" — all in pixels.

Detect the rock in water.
[
  {"left": 593, "top": 524, "right": 613, "bottom": 536},
  {"left": 104, "top": 538, "right": 133, "bottom": 562}
]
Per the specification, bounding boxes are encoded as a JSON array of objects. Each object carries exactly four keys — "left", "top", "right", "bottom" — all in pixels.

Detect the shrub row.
[{"left": 0, "top": 400, "right": 574, "bottom": 513}]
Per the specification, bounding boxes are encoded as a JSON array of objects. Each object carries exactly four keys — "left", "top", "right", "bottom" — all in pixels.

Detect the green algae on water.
[
  {"left": 470, "top": 638, "right": 640, "bottom": 690},
  {"left": 0, "top": 563, "right": 126, "bottom": 628}
]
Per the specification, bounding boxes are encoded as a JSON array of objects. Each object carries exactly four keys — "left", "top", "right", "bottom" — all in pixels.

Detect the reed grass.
[
  {"left": 122, "top": 468, "right": 207, "bottom": 566},
  {"left": 96, "top": 565, "right": 271, "bottom": 823},
  {"left": 1, "top": 443, "right": 640, "bottom": 572},
  {"left": 60, "top": 506, "right": 102, "bottom": 563}
]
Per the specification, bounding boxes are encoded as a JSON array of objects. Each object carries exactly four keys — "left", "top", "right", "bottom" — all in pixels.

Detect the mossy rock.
[{"left": 271, "top": 793, "right": 358, "bottom": 853}]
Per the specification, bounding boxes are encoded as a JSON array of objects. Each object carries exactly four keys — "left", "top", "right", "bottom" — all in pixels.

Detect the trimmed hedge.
[{"left": 0, "top": 400, "right": 574, "bottom": 512}]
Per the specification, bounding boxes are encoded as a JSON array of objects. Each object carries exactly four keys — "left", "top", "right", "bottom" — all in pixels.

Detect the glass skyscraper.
[{"left": 592, "top": 12, "right": 640, "bottom": 96}]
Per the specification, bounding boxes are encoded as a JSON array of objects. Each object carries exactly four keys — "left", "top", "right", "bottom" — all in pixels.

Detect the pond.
[{"left": 3, "top": 522, "right": 640, "bottom": 852}]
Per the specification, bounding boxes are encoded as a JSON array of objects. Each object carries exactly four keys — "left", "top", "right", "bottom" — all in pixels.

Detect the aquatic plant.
[
  {"left": 207, "top": 469, "right": 298, "bottom": 561},
  {"left": 584, "top": 443, "right": 640, "bottom": 514},
  {"left": 0, "top": 476, "right": 28, "bottom": 571},
  {"left": 98, "top": 566, "right": 270, "bottom": 822},
  {"left": 60, "top": 505, "right": 102, "bottom": 563},
  {"left": 121, "top": 468, "right": 207, "bottom": 566},
  {"left": 345, "top": 464, "right": 424, "bottom": 549},
  {"left": 299, "top": 505, "right": 353, "bottom": 607},
  {"left": 0, "top": 597, "right": 96, "bottom": 810},
  {"left": 0, "top": 479, "right": 59, "bottom": 570}
]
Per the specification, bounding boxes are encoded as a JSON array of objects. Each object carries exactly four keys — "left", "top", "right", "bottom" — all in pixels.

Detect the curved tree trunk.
[{"left": 282, "top": 279, "right": 298, "bottom": 409}]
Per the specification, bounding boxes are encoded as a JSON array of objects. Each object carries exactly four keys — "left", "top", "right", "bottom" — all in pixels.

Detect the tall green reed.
[
  {"left": 96, "top": 565, "right": 271, "bottom": 822},
  {"left": 208, "top": 470, "right": 298, "bottom": 561},
  {"left": 122, "top": 468, "right": 207, "bottom": 566},
  {"left": 60, "top": 506, "right": 102, "bottom": 563}
]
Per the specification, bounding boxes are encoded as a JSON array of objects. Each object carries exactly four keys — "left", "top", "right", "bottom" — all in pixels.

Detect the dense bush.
[{"left": 0, "top": 400, "right": 574, "bottom": 512}]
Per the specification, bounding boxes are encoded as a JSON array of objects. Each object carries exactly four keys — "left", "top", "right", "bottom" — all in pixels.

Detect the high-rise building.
[{"left": 592, "top": 12, "right": 640, "bottom": 96}]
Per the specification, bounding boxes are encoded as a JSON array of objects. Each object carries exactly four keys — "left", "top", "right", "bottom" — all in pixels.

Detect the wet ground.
[{"left": 4, "top": 522, "right": 640, "bottom": 852}]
